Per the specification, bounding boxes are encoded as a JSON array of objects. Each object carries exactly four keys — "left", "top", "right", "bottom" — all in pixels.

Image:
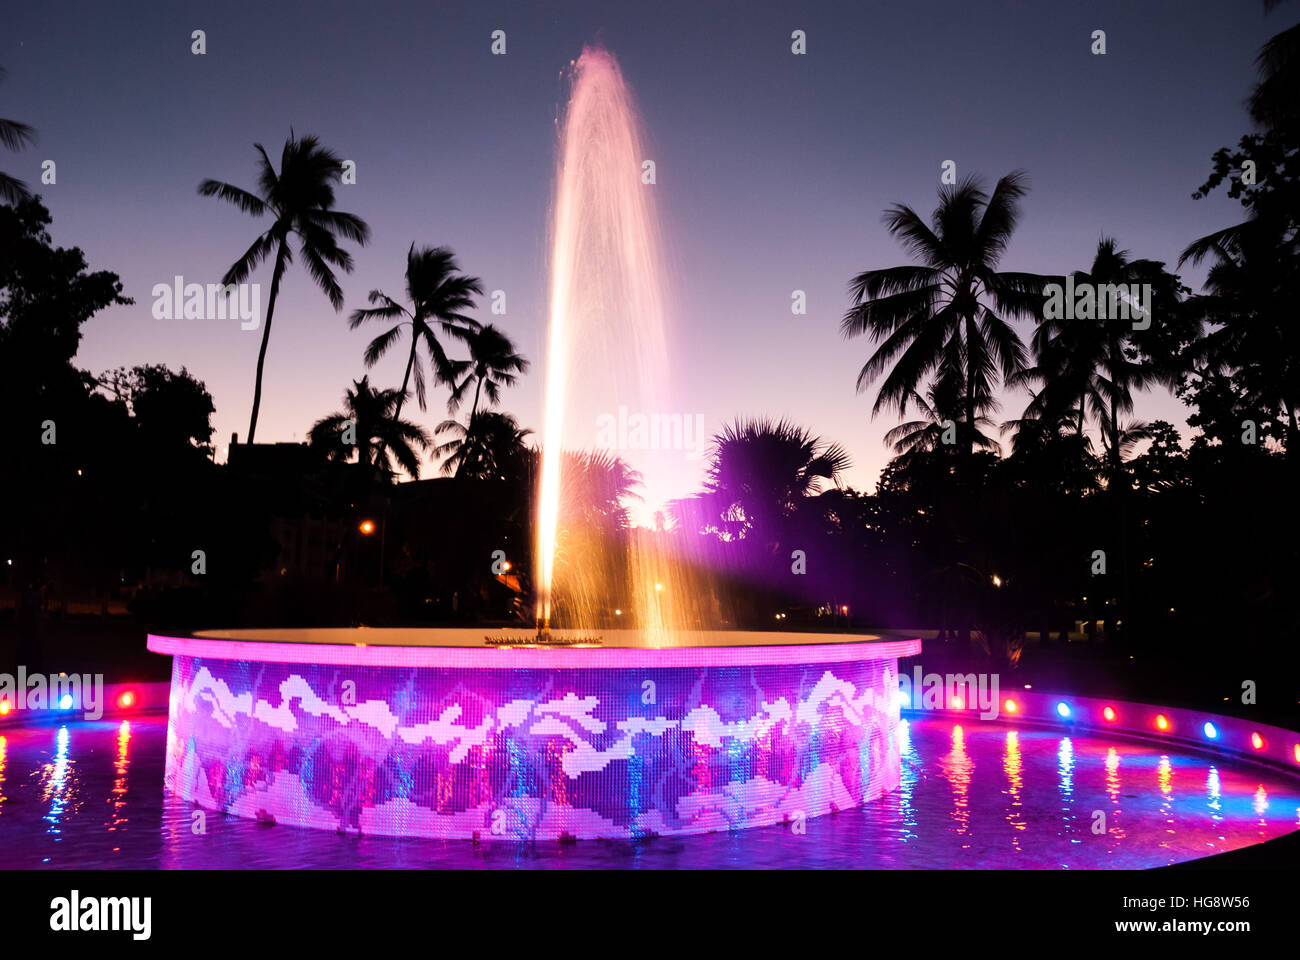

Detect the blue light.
[
  {"left": 1056, "top": 702, "right": 1071, "bottom": 718},
  {"left": 1203, "top": 721, "right": 1218, "bottom": 739},
  {"left": 58, "top": 694, "right": 73, "bottom": 710}
]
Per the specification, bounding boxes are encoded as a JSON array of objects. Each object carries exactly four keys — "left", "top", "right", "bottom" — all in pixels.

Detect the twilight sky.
[{"left": 4, "top": 0, "right": 1284, "bottom": 511}]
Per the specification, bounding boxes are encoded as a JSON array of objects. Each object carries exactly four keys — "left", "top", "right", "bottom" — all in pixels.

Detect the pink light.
[
  {"left": 950, "top": 695, "right": 964, "bottom": 710},
  {"left": 1155, "top": 714, "right": 1170, "bottom": 731},
  {"left": 1251, "top": 732, "right": 1265, "bottom": 750},
  {"left": 118, "top": 691, "right": 135, "bottom": 708},
  {"left": 1103, "top": 706, "right": 1116, "bottom": 721}
]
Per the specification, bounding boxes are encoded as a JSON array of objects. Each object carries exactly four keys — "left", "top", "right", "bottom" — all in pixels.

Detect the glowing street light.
[
  {"left": 359, "top": 520, "right": 376, "bottom": 535},
  {"left": 991, "top": 574, "right": 1002, "bottom": 588}
]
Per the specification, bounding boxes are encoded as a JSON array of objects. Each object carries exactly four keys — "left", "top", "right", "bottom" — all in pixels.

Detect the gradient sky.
[{"left": 4, "top": 0, "right": 1284, "bottom": 511}]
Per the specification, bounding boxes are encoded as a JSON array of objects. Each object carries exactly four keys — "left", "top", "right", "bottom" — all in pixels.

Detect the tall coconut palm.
[
  {"left": 349, "top": 244, "right": 483, "bottom": 423},
  {"left": 433, "top": 410, "right": 532, "bottom": 481},
  {"left": 1029, "top": 238, "right": 1184, "bottom": 478},
  {"left": 842, "top": 171, "right": 1047, "bottom": 456},
  {"left": 309, "top": 376, "right": 430, "bottom": 482},
  {"left": 446, "top": 324, "right": 529, "bottom": 419},
  {"left": 199, "top": 132, "right": 370, "bottom": 442},
  {"left": 0, "top": 67, "right": 36, "bottom": 204}
]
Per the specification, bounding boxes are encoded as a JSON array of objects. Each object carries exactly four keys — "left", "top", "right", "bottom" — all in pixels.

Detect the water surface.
[{"left": 3, "top": 714, "right": 1296, "bottom": 869}]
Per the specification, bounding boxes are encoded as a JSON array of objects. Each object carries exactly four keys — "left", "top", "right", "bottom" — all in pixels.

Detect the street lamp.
[{"left": 357, "top": 518, "right": 384, "bottom": 585}]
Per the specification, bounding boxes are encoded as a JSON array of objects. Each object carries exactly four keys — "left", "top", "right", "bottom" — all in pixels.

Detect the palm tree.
[
  {"left": 1028, "top": 238, "right": 1184, "bottom": 479},
  {"left": 560, "top": 449, "right": 644, "bottom": 531},
  {"left": 885, "top": 370, "right": 1001, "bottom": 463},
  {"left": 1181, "top": 214, "right": 1298, "bottom": 454},
  {"left": 1096, "top": 419, "right": 1155, "bottom": 473},
  {"left": 1250, "top": 2, "right": 1300, "bottom": 128},
  {"left": 842, "top": 171, "right": 1046, "bottom": 456},
  {"left": 682, "top": 417, "right": 850, "bottom": 543},
  {"left": 349, "top": 244, "right": 483, "bottom": 423},
  {"left": 446, "top": 324, "right": 529, "bottom": 419},
  {"left": 199, "top": 132, "right": 370, "bottom": 442},
  {"left": 309, "top": 376, "right": 430, "bottom": 482},
  {"left": 432, "top": 410, "right": 532, "bottom": 480},
  {"left": 0, "top": 67, "right": 36, "bottom": 204}
]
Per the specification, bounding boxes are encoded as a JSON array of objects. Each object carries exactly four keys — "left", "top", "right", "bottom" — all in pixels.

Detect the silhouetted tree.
[
  {"left": 200, "top": 132, "right": 370, "bottom": 442},
  {"left": 433, "top": 410, "right": 532, "bottom": 480},
  {"left": 309, "top": 376, "right": 430, "bottom": 482},
  {"left": 349, "top": 244, "right": 483, "bottom": 422},
  {"left": 0, "top": 67, "right": 35, "bottom": 204},
  {"left": 446, "top": 323, "right": 529, "bottom": 419},
  {"left": 1028, "top": 238, "right": 1186, "bottom": 480},
  {"left": 842, "top": 171, "right": 1046, "bottom": 457}
]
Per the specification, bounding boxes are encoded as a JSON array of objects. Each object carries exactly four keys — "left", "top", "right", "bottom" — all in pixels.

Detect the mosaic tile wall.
[{"left": 164, "top": 653, "right": 903, "bottom": 839}]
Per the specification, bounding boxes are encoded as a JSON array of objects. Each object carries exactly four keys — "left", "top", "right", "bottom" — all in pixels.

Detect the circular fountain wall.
[{"left": 147, "top": 629, "right": 920, "bottom": 840}]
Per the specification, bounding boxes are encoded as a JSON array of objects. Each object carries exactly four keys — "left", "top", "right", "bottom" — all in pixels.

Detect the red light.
[
  {"left": 1155, "top": 714, "right": 1170, "bottom": 731},
  {"left": 1251, "top": 732, "right": 1265, "bottom": 750},
  {"left": 118, "top": 691, "right": 135, "bottom": 709},
  {"left": 0, "top": 699, "right": 10, "bottom": 716},
  {"left": 1003, "top": 698, "right": 1017, "bottom": 714},
  {"left": 1293, "top": 744, "right": 1300, "bottom": 764},
  {"left": 1103, "top": 706, "right": 1116, "bottom": 721}
]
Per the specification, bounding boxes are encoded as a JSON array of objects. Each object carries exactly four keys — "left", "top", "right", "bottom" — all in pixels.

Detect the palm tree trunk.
[
  {"left": 393, "top": 335, "right": 418, "bottom": 425},
  {"left": 374, "top": 333, "right": 419, "bottom": 473},
  {"left": 246, "top": 244, "right": 287, "bottom": 444},
  {"left": 965, "top": 324, "right": 977, "bottom": 458},
  {"left": 1107, "top": 336, "right": 1121, "bottom": 480},
  {"left": 470, "top": 376, "right": 484, "bottom": 422},
  {"left": 1109, "top": 397, "right": 1120, "bottom": 476}
]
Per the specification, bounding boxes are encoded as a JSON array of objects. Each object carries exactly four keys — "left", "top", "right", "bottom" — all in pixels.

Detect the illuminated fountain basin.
[{"left": 147, "top": 629, "right": 920, "bottom": 840}]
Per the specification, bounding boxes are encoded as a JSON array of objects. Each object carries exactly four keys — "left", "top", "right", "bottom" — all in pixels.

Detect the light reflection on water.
[
  {"left": 0, "top": 714, "right": 1298, "bottom": 869},
  {"left": 1003, "top": 731, "right": 1025, "bottom": 845},
  {"left": 1058, "top": 737, "right": 1075, "bottom": 843}
]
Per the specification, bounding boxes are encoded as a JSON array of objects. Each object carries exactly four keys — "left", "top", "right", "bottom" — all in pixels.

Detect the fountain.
[
  {"left": 535, "top": 46, "right": 673, "bottom": 644},
  {"left": 146, "top": 46, "right": 918, "bottom": 840}
]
